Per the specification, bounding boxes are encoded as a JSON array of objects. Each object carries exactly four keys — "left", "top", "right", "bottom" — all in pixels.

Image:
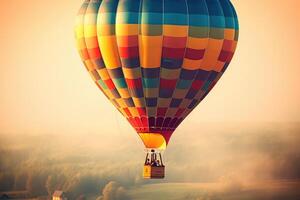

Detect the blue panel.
[
  {"left": 189, "top": 15, "right": 209, "bottom": 27},
  {"left": 177, "top": 79, "right": 192, "bottom": 89},
  {"left": 141, "top": 12, "right": 163, "bottom": 24},
  {"left": 164, "top": 0, "right": 187, "bottom": 14},
  {"left": 117, "top": 12, "right": 139, "bottom": 24},
  {"left": 117, "top": 0, "right": 141, "bottom": 12},
  {"left": 161, "top": 58, "right": 182, "bottom": 69},
  {"left": 187, "top": 0, "right": 208, "bottom": 15},
  {"left": 113, "top": 78, "right": 127, "bottom": 88},
  {"left": 210, "top": 16, "right": 226, "bottom": 28},
  {"left": 99, "top": 12, "right": 116, "bottom": 24},
  {"left": 143, "top": 78, "right": 160, "bottom": 88},
  {"left": 205, "top": 0, "right": 223, "bottom": 16},
  {"left": 100, "top": 0, "right": 119, "bottom": 13},
  {"left": 164, "top": 14, "right": 188, "bottom": 25},
  {"left": 142, "top": 0, "right": 163, "bottom": 13}
]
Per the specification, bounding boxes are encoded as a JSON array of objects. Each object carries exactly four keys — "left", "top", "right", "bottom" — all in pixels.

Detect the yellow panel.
[
  {"left": 75, "top": 25, "right": 84, "bottom": 38},
  {"left": 116, "top": 24, "right": 139, "bottom": 36},
  {"left": 200, "top": 39, "right": 223, "bottom": 71},
  {"left": 89, "top": 71, "right": 99, "bottom": 81},
  {"left": 97, "top": 69, "right": 110, "bottom": 80},
  {"left": 139, "top": 36, "right": 163, "bottom": 47},
  {"left": 224, "top": 29, "right": 235, "bottom": 40},
  {"left": 128, "top": 107, "right": 139, "bottom": 117},
  {"left": 146, "top": 107, "right": 157, "bottom": 116},
  {"left": 85, "top": 60, "right": 94, "bottom": 71},
  {"left": 163, "top": 25, "right": 188, "bottom": 37},
  {"left": 98, "top": 36, "right": 121, "bottom": 69},
  {"left": 182, "top": 58, "right": 203, "bottom": 70},
  {"left": 144, "top": 88, "right": 159, "bottom": 98},
  {"left": 187, "top": 37, "right": 209, "bottom": 49},
  {"left": 84, "top": 13, "right": 97, "bottom": 24},
  {"left": 157, "top": 98, "right": 172, "bottom": 107},
  {"left": 172, "top": 89, "right": 187, "bottom": 99},
  {"left": 180, "top": 99, "right": 192, "bottom": 108},
  {"left": 115, "top": 99, "right": 127, "bottom": 108},
  {"left": 118, "top": 89, "right": 130, "bottom": 98},
  {"left": 97, "top": 24, "right": 114, "bottom": 36},
  {"left": 76, "top": 38, "right": 86, "bottom": 50},
  {"left": 132, "top": 97, "right": 146, "bottom": 107},
  {"left": 118, "top": 107, "right": 128, "bottom": 117},
  {"left": 165, "top": 108, "right": 178, "bottom": 117},
  {"left": 84, "top": 24, "right": 97, "bottom": 37},
  {"left": 85, "top": 37, "right": 99, "bottom": 48},
  {"left": 139, "top": 36, "right": 163, "bottom": 68},
  {"left": 139, "top": 133, "right": 167, "bottom": 150},
  {"left": 104, "top": 89, "right": 114, "bottom": 99},
  {"left": 160, "top": 68, "right": 180, "bottom": 79},
  {"left": 122, "top": 68, "right": 141, "bottom": 79}
]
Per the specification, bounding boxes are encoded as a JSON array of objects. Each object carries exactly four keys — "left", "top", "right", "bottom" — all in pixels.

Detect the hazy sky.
[{"left": 0, "top": 0, "right": 300, "bottom": 135}]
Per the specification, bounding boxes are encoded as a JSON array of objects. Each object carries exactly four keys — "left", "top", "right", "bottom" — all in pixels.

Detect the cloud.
[
  {"left": 216, "top": 174, "right": 243, "bottom": 194},
  {"left": 1, "top": 122, "right": 300, "bottom": 199},
  {"left": 97, "top": 181, "right": 131, "bottom": 200},
  {"left": 163, "top": 122, "right": 300, "bottom": 183}
]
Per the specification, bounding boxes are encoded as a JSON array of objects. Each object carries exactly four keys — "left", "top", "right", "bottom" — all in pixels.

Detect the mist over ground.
[{"left": 0, "top": 122, "right": 300, "bottom": 199}]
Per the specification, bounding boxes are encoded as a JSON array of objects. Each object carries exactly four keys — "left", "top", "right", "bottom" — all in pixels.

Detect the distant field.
[
  {"left": 127, "top": 181, "right": 300, "bottom": 200},
  {"left": 128, "top": 183, "right": 214, "bottom": 200}
]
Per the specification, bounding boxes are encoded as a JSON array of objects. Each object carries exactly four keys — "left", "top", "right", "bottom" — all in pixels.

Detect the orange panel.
[{"left": 139, "top": 35, "right": 163, "bottom": 68}]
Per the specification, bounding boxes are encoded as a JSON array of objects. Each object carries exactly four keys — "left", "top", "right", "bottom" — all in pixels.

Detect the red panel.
[
  {"left": 134, "top": 117, "right": 143, "bottom": 128},
  {"left": 117, "top": 35, "right": 138, "bottom": 47},
  {"left": 88, "top": 47, "right": 101, "bottom": 59},
  {"left": 137, "top": 107, "right": 146, "bottom": 116},
  {"left": 104, "top": 79, "right": 115, "bottom": 90},
  {"left": 162, "top": 117, "right": 171, "bottom": 128},
  {"left": 126, "top": 78, "right": 142, "bottom": 88},
  {"left": 123, "top": 108, "right": 132, "bottom": 117},
  {"left": 163, "top": 36, "right": 187, "bottom": 48},
  {"left": 173, "top": 118, "right": 183, "bottom": 128},
  {"left": 161, "top": 130, "right": 174, "bottom": 144},
  {"left": 162, "top": 47, "right": 185, "bottom": 59},
  {"left": 127, "top": 117, "right": 137, "bottom": 128},
  {"left": 168, "top": 118, "right": 178, "bottom": 128},
  {"left": 175, "top": 108, "right": 185, "bottom": 117},
  {"left": 222, "top": 39, "right": 233, "bottom": 51},
  {"left": 160, "top": 79, "right": 177, "bottom": 88},
  {"left": 218, "top": 51, "right": 231, "bottom": 62},
  {"left": 157, "top": 107, "right": 167, "bottom": 116},
  {"left": 119, "top": 46, "right": 139, "bottom": 58},
  {"left": 185, "top": 48, "right": 205, "bottom": 60},
  {"left": 141, "top": 116, "right": 149, "bottom": 127},
  {"left": 80, "top": 48, "right": 89, "bottom": 60},
  {"left": 156, "top": 117, "right": 164, "bottom": 127},
  {"left": 226, "top": 52, "right": 234, "bottom": 62},
  {"left": 191, "top": 80, "right": 204, "bottom": 90}
]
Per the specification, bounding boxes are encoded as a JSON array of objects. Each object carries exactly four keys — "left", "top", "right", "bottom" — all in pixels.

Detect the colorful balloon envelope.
[{"left": 75, "top": 0, "right": 238, "bottom": 151}]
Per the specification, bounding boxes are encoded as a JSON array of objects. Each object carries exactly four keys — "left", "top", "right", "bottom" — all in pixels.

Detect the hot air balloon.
[{"left": 75, "top": 0, "right": 239, "bottom": 179}]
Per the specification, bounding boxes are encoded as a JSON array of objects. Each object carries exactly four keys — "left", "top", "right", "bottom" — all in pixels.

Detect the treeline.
[
  {"left": 0, "top": 146, "right": 141, "bottom": 199},
  {"left": 0, "top": 165, "right": 139, "bottom": 199}
]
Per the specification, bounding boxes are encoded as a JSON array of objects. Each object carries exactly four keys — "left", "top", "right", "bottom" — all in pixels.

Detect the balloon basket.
[
  {"left": 143, "top": 165, "right": 165, "bottom": 179},
  {"left": 143, "top": 149, "right": 165, "bottom": 179}
]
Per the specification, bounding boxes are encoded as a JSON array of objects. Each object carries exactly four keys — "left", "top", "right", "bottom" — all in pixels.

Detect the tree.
[
  {"left": 26, "top": 173, "right": 33, "bottom": 196},
  {"left": 45, "top": 175, "right": 56, "bottom": 196}
]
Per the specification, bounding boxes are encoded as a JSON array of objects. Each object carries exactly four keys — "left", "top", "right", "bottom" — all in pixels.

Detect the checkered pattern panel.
[{"left": 75, "top": 0, "right": 239, "bottom": 141}]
